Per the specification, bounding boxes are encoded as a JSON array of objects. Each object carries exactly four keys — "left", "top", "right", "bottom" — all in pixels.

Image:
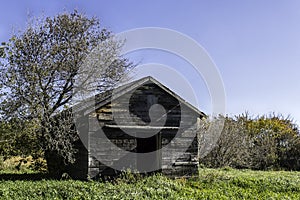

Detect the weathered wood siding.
[{"left": 88, "top": 83, "right": 200, "bottom": 178}]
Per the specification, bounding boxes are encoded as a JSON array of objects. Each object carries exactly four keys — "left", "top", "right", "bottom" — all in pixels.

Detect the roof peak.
[{"left": 73, "top": 75, "right": 205, "bottom": 117}]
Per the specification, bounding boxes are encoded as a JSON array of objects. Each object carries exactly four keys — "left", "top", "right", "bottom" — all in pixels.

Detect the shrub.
[
  {"left": 198, "top": 113, "right": 300, "bottom": 170},
  {"left": 0, "top": 156, "right": 47, "bottom": 172},
  {"left": 198, "top": 116, "right": 252, "bottom": 169}
]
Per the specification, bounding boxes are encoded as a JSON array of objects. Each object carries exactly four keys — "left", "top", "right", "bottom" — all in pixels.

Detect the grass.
[{"left": 0, "top": 168, "right": 299, "bottom": 199}]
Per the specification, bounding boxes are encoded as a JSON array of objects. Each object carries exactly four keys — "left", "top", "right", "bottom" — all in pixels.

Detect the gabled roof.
[{"left": 73, "top": 76, "right": 206, "bottom": 117}]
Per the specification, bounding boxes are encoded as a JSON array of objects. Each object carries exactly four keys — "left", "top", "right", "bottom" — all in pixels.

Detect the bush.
[
  {"left": 0, "top": 119, "right": 42, "bottom": 159},
  {"left": 0, "top": 156, "right": 47, "bottom": 172},
  {"left": 198, "top": 113, "right": 300, "bottom": 170},
  {"left": 198, "top": 116, "right": 252, "bottom": 168}
]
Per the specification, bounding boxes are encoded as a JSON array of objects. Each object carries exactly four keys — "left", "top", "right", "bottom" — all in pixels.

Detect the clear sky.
[{"left": 1, "top": 0, "right": 300, "bottom": 124}]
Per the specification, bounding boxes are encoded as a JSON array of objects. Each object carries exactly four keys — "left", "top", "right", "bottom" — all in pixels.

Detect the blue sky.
[{"left": 1, "top": 0, "right": 300, "bottom": 124}]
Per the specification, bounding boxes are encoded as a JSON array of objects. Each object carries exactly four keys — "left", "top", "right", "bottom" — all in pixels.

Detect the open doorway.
[{"left": 136, "top": 131, "right": 162, "bottom": 173}]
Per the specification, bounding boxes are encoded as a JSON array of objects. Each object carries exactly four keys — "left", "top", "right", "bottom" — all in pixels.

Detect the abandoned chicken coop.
[{"left": 48, "top": 76, "right": 205, "bottom": 179}]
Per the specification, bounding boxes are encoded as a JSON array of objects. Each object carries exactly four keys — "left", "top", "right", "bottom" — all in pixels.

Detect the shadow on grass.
[{"left": 0, "top": 173, "right": 52, "bottom": 181}]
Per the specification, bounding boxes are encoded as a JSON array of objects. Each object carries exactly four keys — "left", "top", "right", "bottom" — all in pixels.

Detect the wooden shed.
[{"left": 48, "top": 76, "right": 205, "bottom": 179}]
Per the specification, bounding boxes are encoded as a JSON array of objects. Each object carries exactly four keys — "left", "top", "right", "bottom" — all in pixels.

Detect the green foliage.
[
  {"left": 245, "top": 113, "right": 300, "bottom": 170},
  {"left": 0, "top": 10, "right": 134, "bottom": 164},
  {"left": 0, "top": 119, "right": 42, "bottom": 158},
  {"left": 0, "top": 156, "right": 47, "bottom": 173},
  {"left": 113, "top": 169, "right": 144, "bottom": 184},
  {"left": 199, "top": 116, "right": 252, "bottom": 168},
  {"left": 0, "top": 169, "right": 299, "bottom": 199},
  {"left": 198, "top": 113, "right": 300, "bottom": 170}
]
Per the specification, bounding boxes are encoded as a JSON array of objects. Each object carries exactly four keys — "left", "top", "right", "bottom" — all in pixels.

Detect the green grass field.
[{"left": 0, "top": 168, "right": 299, "bottom": 199}]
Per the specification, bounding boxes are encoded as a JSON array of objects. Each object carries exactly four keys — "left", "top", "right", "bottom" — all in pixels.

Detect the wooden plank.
[
  {"left": 104, "top": 124, "right": 179, "bottom": 130},
  {"left": 173, "top": 161, "right": 198, "bottom": 166}
]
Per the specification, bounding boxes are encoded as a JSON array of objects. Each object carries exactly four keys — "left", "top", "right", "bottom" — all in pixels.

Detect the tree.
[
  {"left": 198, "top": 113, "right": 300, "bottom": 170},
  {"left": 198, "top": 116, "right": 252, "bottom": 168},
  {"left": 245, "top": 113, "right": 300, "bottom": 170},
  {"left": 0, "top": 10, "right": 133, "bottom": 163},
  {"left": 0, "top": 119, "right": 41, "bottom": 158},
  {"left": 0, "top": 43, "right": 6, "bottom": 58}
]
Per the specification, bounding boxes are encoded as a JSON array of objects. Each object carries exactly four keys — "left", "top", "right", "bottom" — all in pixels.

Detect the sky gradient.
[{"left": 1, "top": 0, "right": 300, "bottom": 124}]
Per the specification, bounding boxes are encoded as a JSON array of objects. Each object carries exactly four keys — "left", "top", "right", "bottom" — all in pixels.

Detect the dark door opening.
[{"left": 136, "top": 131, "right": 162, "bottom": 173}]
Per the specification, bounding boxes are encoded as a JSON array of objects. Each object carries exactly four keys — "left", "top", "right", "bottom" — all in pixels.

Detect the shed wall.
[{"left": 87, "top": 83, "right": 200, "bottom": 178}]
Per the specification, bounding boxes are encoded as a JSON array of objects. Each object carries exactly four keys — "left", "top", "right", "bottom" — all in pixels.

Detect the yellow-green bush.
[{"left": 0, "top": 156, "right": 47, "bottom": 172}]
